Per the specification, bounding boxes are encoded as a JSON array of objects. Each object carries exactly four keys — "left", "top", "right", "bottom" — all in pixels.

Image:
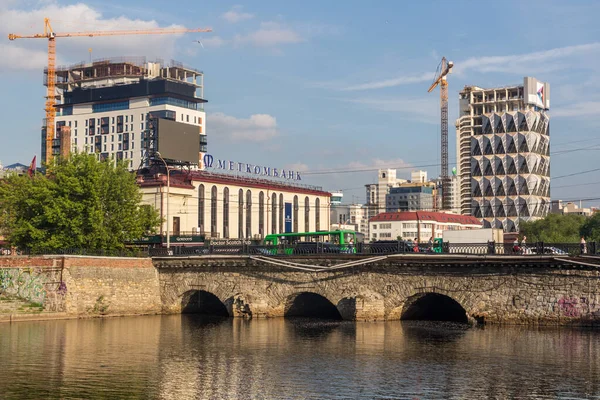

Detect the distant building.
[
  {"left": 47, "top": 57, "right": 206, "bottom": 170},
  {"left": 386, "top": 186, "right": 434, "bottom": 212},
  {"left": 330, "top": 191, "right": 343, "bottom": 206},
  {"left": 550, "top": 200, "right": 593, "bottom": 217},
  {"left": 365, "top": 169, "right": 408, "bottom": 219},
  {"left": 137, "top": 168, "right": 331, "bottom": 240},
  {"left": 369, "top": 211, "right": 482, "bottom": 242},
  {"left": 455, "top": 76, "right": 551, "bottom": 232},
  {"left": 330, "top": 203, "right": 369, "bottom": 237}
]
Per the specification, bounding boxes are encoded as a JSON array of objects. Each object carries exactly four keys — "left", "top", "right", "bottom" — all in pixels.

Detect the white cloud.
[
  {"left": 0, "top": 3, "right": 198, "bottom": 71},
  {"left": 455, "top": 43, "right": 600, "bottom": 75},
  {"left": 222, "top": 6, "right": 254, "bottom": 23},
  {"left": 234, "top": 22, "right": 303, "bottom": 47},
  {"left": 209, "top": 112, "right": 279, "bottom": 142},
  {"left": 343, "top": 72, "right": 433, "bottom": 91},
  {"left": 345, "top": 158, "right": 413, "bottom": 171},
  {"left": 337, "top": 42, "right": 600, "bottom": 91},
  {"left": 339, "top": 96, "right": 439, "bottom": 123}
]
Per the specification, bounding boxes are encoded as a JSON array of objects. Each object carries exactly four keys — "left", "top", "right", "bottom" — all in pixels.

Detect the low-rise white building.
[
  {"left": 369, "top": 211, "right": 482, "bottom": 242},
  {"left": 138, "top": 169, "right": 331, "bottom": 240}
]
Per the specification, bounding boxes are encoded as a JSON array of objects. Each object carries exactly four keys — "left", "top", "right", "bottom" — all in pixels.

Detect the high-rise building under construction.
[
  {"left": 455, "top": 77, "right": 550, "bottom": 232},
  {"left": 45, "top": 57, "right": 207, "bottom": 169}
]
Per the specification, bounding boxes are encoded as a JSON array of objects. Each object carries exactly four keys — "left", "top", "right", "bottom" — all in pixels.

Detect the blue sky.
[{"left": 1, "top": 0, "right": 600, "bottom": 206}]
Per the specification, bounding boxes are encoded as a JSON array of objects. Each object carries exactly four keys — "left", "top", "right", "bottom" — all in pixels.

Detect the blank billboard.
[{"left": 157, "top": 118, "right": 200, "bottom": 164}]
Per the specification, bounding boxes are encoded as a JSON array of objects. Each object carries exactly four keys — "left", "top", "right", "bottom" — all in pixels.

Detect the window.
[
  {"left": 93, "top": 101, "right": 129, "bottom": 113},
  {"left": 239, "top": 189, "right": 244, "bottom": 238},
  {"left": 74, "top": 129, "right": 77, "bottom": 136},
  {"left": 305, "top": 197, "right": 310, "bottom": 232},
  {"left": 125, "top": 116, "right": 128, "bottom": 123},
  {"left": 293, "top": 195, "right": 299, "bottom": 233},
  {"left": 198, "top": 184, "right": 205, "bottom": 232},
  {"left": 373, "top": 224, "right": 377, "bottom": 229},
  {"left": 223, "top": 187, "right": 229, "bottom": 238},
  {"left": 259, "top": 191, "right": 265, "bottom": 238},
  {"left": 211, "top": 186, "right": 218, "bottom": 238},
  {"left": 279, "top": 194, "right": 284, "bottom": 234},
  {"left": 186, "top": 115, "right": 189, "bottom": 123},
  {"left": 75, "top": 120, "right": 78, "bottom": 128},
  {"left": 315, "top": 198, "right": 320, "bottom": 231},
  {"left": 111, "top": 144, "right": 114, "bottom": 151},
  {"left": 246, "top": 190, "right": 252, "bottom": 238},
  {"left": 149, "top": 97, "right": 200, "bottom": 110},
  {"left": 271, "top": 193, "right": 277, "bottom": 234}
]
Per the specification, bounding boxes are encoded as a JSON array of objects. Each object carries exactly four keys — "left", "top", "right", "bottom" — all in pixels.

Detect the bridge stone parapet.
[{"left": 154, "top": 254, "right": 600, "bottom": 325}]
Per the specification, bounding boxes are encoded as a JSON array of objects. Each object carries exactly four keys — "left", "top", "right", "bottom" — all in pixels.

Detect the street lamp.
[{"left": 155, "top": 152, "right": 170, "bottom": 249}]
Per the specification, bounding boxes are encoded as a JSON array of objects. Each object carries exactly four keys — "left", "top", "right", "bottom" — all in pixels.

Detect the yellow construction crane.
[
  {"left": 428, "top": 57, "right": 453, "bottom": 211},
  {"left": 8, "top": 18, "right": 212, "bottom": 165}
]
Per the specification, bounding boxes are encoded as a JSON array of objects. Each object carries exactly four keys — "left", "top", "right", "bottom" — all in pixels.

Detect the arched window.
[
  {"left": 246, "top": 190, "right": 252, "bottom": 238},
  {"left": 210, "top": 186, "right": 217, "bottom": 237},
  {"left": 223, "top": 187, "right": 229, "bottom": 239},
  {"left": 315, "top": 198, "right": 320, "bottom": 231},
  {"left": 238, "top": 189, "right": 244, "bottom": 238},
  {"left": 271, "top": 193, "right": 277, "bottom": 234},
  {"left": 259, "top": 191, "right": 265, "bottom": 238},
  {"left": 279, "top": 193, "right": 284, "bottom": 233},
  {"left": 305, "top": 196, "right": 310, "bottom": 232},
  {"left": 293, "top": 195, "right": 299, "bottom": 232},
  {"left": 198, "top": 184, "right": 205, "bottom": 233}
]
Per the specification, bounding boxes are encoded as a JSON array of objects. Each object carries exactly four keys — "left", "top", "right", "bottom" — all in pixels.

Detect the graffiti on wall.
[{"left": 0, "top": 268, "right": 48, "bottom": 305}]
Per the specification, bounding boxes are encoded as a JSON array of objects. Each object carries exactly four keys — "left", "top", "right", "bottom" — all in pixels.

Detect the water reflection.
[{"left": 1, "top": 316, "right": 600, "bottom": 399}]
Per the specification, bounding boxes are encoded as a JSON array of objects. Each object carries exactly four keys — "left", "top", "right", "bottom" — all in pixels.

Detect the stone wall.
[
  {"left": 156, "top": 256, "right": 600, "bottom": 325},
  {"left": 62, "top": 257, "right": 161, "bottom": 316},
  {"left": 0, "top": 256, "right": 162, "bottom": 320}
]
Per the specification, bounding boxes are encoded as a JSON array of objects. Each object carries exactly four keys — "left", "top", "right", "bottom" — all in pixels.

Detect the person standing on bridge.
[{"left": 581, "top": 236, "right": 587, "bottom": 254}]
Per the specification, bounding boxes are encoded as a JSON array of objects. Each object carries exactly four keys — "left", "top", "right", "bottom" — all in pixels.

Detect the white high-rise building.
[
  {"left": 455, "top": 77, "right": 550, "bottom": 232},
  {"left": 46, "top": 57, "right": 206, "bottom": 169}
]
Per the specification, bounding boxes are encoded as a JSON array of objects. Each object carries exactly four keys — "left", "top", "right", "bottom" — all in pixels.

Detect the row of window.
[{"left": 198, "top": 185, "right": 322, "bottom": 238}]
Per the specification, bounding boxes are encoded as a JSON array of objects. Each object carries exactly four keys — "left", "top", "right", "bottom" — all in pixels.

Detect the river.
[{"left": 1, "top": 315, "right": 600, "bottom": 399}]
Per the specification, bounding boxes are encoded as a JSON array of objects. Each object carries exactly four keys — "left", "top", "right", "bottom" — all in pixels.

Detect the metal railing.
[
  {"left": 1, "top": 241, "right": 596, "bottom": 258},
  {"left": 149, "top": 241, "right": 598, "bottom": 257}
]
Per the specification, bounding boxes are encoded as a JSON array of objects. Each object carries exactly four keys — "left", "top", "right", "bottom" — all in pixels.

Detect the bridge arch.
[
  {"left": 400, "top": 292, "right": 469, "bottom": 323},
  {"left": 181, "top": 290, "right": 229, "bottom": 317},
  {"left": 284, "top": 292, "right": 342, "bottom": 320}
]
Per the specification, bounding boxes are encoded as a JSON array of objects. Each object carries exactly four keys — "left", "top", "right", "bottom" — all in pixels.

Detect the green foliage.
[
  {"left": 580, "top": 213, "right": 600, "bottom": 243},
  {"left": 0, "top": 153, "right": 160, "bottom": 251},
  {"left": 519, "top": 213, "right": 586, "bottom": 243}
]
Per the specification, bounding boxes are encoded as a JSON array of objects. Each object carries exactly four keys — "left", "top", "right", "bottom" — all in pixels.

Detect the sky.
[{"left": 1, "top": 0, "right": 599, "bottom": 206}]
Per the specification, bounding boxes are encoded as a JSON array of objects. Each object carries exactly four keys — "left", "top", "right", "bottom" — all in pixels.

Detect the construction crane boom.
[
  {"left": 8, "top": 18, "right": 212, "bottom": 166},
  {"left": 428, "top": 57, "right": 453, "bottom": 211}
]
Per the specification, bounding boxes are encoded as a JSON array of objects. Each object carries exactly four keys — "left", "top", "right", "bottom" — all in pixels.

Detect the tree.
[
  {"left": 519, "top": 213, "right": 585, "bottom": 243},
  {"left": 0, "top": 153, "right": 160, "bottom": 251},
  {"left": 580, "top": 212, "right": 600, "bottom": 243}
]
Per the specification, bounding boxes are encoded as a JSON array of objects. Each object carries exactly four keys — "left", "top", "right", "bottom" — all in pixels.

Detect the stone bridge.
[
  {"left": 155, "top": 254, "right": 600, "bottom": 325},
  {"left": 2, "top": 254, "right": 600, "bottom": 325}
]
